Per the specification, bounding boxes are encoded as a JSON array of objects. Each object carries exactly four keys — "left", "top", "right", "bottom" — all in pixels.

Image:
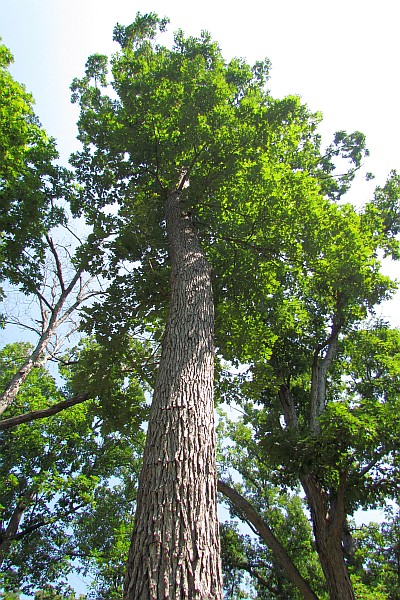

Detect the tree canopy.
[{"left": 1, "top": 13, "right": 400, "bottom": 599}]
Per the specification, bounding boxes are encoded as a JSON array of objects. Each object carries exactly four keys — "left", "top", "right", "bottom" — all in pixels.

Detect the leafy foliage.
[
  {"left": 0, "top": 342, "right": 145, "bottom": 595},
  {"left": 0, "top": 42, "right": 75, "bottom": 292},
  {"left": 348, "top": 509, "right": 400, "bottom": 599},
  {"left": 60, "top": 335, "right": 150, "bottom": 435}
]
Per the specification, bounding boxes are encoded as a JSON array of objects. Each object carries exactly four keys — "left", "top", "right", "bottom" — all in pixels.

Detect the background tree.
[
  {"left": 0, "top": 35, "right": 155, "bottom": 599},
  {"left": 217, "top": 408, "right": 325, "bottom": 599},
  {"left": 0, "top": 341, "right": 146, "bottom": 596},
  {"left": 0, "top": 42, "right": 71, "bottom": 293},
  {"left": 216, "top": 213, "right": 400, "bottom": 600},
  {"left": 0, "top": 230, "right": 106, "bottom": 420},
  {"left": 219, "top": 497, "right": 325, "bottom": 599},
  {"left": 0, "top": 40, "right": 120, "bottom": 426}
]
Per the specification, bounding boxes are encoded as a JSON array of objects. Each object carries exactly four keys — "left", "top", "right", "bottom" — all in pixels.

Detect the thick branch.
[
  {"left": 0, "top": 393, "right": 89, "bottom": 431},
  {"left": 279, "top": 384, "right": 298, "bottom": 430},
  {"left": 218, "top": 480, "right": 319, "bottom": 600},
  {"left": 309, "top": 316, "right": 342, "bottom": 435}
]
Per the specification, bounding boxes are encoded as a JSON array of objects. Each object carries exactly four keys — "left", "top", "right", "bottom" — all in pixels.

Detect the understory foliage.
[
  {"left": 1, "top": 13, "right": 400, "bottom": 599},
  {"left": 349, "top": 508, "right": 400, "bottom": 599}
]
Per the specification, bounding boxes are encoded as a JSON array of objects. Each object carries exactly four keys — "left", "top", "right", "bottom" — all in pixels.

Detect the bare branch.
[
  {"left": 62, "top": 223, "right": 85, "bottom": 245},
  {"left": 0, "top": 265, "right": 85, "bottom": 415},
  {"left": 8, "top": 263, "right": 53, "bottom": 312},
  {"left": 3, "top": 318, "right": 42, "bottom": 337}
]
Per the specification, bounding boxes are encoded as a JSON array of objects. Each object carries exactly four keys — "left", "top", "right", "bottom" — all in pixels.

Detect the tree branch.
[
  {"left": 45, "top": 234, "right": 65, "bottom": 291},
  {"left": 232, "top": 559, "right": 278, "bottom": 595},
  {"left": 218, "top": 480, "right": 319, "bottom": 600},
  {"left": 0, "top": 393, "right": 89, "bottom": 431},
  {"left": 12, "top": 502, "right": 86, "bottom": 542},
  {"left": 279, "top": 384, "right": 298, "bottom": 430}
]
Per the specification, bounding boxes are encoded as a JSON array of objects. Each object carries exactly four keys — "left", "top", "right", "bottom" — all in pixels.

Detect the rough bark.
[
  {"left": 124, "top": 190, "right": 222, "bottom": 599},
  {"left": 0, "top": 393, "right": 89, "bottom": 431},
  {"left": 218, "top": 480, "right": 319, "bottom": 600}
]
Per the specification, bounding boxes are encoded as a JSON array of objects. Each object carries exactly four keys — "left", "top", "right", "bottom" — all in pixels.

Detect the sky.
[{"left": 1, "top": 0, "right": 399, "bottom": 594}]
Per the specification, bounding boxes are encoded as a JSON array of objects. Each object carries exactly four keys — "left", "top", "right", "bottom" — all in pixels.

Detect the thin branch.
[
  {"left": 3, "top": 319, "right": 42, "bottom": 336},
  {"left": 233, "top": 560, "right": 278, "bottom": 595},
  {"left": 13, "top": 502, "right": 86, "bottom": 542},
  {"left": 63, "top": 223, "right": 84, "bottom": 245},
  {"left": 9, "top": 263, "right": 53, "bottom": 311}
]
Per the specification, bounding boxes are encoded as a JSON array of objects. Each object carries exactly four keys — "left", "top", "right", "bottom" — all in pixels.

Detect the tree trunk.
[
  {"left": 124, "top": 191, "right": 222, "bottom": 599},
  {"left": 301, "top": 474, "right": 355, "bottom": 600},
  {"left": 299, "top": 318, "right": 355, "bottom": 599},
  {"left": 316, "top": 540, "right": 355, "bottom": 600}
]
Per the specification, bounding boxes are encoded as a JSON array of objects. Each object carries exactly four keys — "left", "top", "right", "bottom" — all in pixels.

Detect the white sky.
[{"left": 1, "top": 0, "right": 399, "bottom": 593}]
